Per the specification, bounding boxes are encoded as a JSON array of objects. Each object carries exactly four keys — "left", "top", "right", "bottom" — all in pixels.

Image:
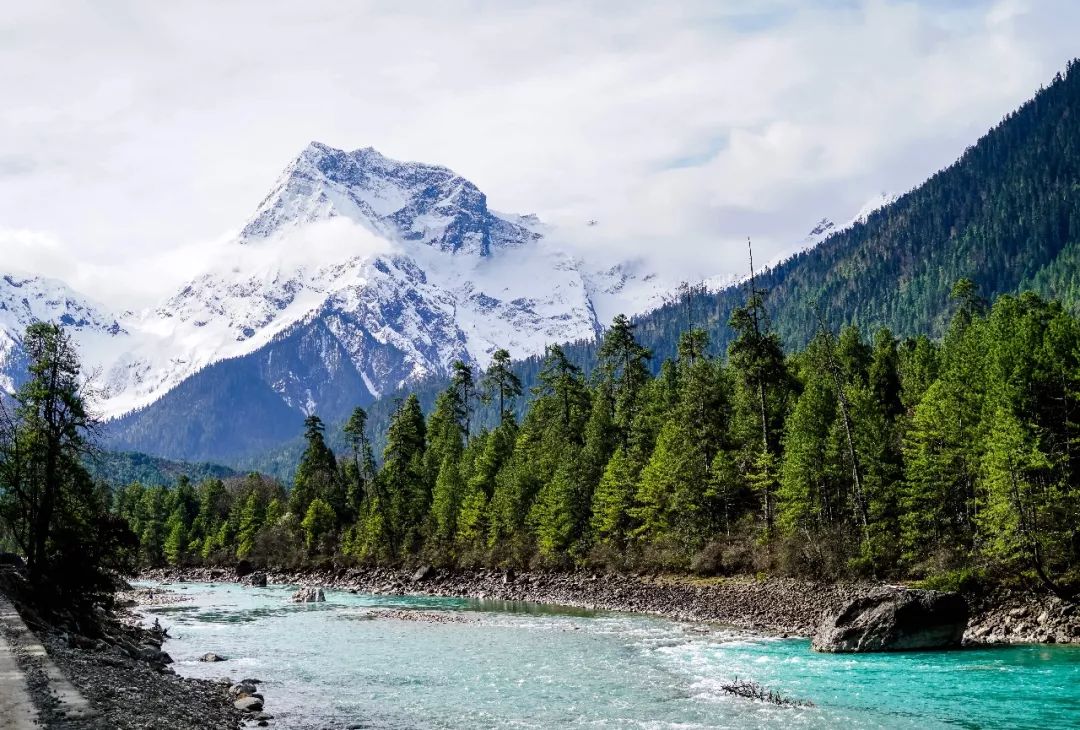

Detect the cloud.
[{"left": 1, "top": 0, "right": 1077, "bottom": 306}]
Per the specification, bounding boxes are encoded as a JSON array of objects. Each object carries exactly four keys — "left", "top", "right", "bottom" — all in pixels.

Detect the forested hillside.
[
  {"left": 85, "top": 451, "right": 236, "bottom": 489},
  {"left": 116, "top": 285, "right": 1080, "bottom": 596},
  {"left": 635, "top": 59, "right": 1080, "bottom": 363}
]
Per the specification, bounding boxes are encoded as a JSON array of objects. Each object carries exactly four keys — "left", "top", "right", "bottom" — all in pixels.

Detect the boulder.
[
  {"left": 199, "top": 652, "right": 227, "bottom": 662},
  {"left": 243, "top": 572, "right": 268, "bottom": 587},
  {"left": 412, "top": 565, "right": 435, "bottom": 583},
  {"left": 812, "top": 589, "right": 968, "bottom": 652},
  {"left": 234, "top": 696, "right": 264, "bottom": 713},
  {"left": 229, "top": 682, "right": 258, "bottom": 698},
  {"left": 291, "top": 586, "right": 325, "bottom": 603},
  {"left": 235, "top": 559, "right": 254, "bottom": 578},
  {"left": 138, "top": 647, "right": 173, "bottom": 664}
]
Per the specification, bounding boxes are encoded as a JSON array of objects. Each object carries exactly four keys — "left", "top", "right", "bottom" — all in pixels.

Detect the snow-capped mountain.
[
  {"left": 0, "top": 274, "right": 126, "bottom": 392},
  {"left": 240, "top": 142, "right": 540, "bottom": 255},
  {"left": 0, "top": 143, "right": 668, "bottom": 459}
]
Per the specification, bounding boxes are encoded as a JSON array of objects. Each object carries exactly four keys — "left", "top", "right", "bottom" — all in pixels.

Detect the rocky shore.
[
  {"left": 0, "top": 572, "right": 244, "bottom": 729},
  {"left": 140, "top": 565, "right": 1080, "bottom": 645},
  {"left": 42, "top": 630, "right": 244, "bottom": 730}
]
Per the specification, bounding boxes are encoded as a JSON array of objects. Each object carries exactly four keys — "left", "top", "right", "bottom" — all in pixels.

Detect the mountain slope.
[
  {"left": 631, "top": 61, "right": 1080, "bottom": 364},
  {"left": 71, "top": 144, "right": 669, "bottom": 461},
  {"left": 243, "top": 60, "right": 1080, "bottom": 482}
]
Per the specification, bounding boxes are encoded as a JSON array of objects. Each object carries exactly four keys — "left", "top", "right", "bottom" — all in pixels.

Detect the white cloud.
[{"left": 1, "top": 0, "right": 1077, "bottom": 306}]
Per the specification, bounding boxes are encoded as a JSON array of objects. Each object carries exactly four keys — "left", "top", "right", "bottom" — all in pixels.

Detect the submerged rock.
[
  {"left": 812, "top": 589, "right": 968, "bottom": 652},
  {"left": 199, "top": 652, "right": 226, "bottom": 662},
  {"left": 291, "top": 586, "right": 325, "bottom": 603}
]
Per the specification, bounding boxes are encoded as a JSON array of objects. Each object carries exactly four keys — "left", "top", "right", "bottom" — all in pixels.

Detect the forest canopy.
[{"left": 111, "top": 284, "right": 1080, "bottom": 598}]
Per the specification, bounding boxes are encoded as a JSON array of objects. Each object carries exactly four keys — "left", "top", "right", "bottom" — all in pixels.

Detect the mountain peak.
[{"left": 242, "top": 143, "right": 537, "bottom": 255}]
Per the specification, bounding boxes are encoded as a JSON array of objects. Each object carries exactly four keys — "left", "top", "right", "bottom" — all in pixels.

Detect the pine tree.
[
  {"left": 528, "top": 443, "right": 585, "bottom": 562},
  {"left": 290, "top": 416, "right": 341, "bottom": 521},
  {"left": 302, "top": 497, "right": 336, "bottom": 554},
  {"left": 451, "top": 361, "right": 476, "bottom": 440},
  {"left": 457, "top": 422, "right": 515, "bottom": 556},
  {"left": 728, "top": 279, "right": 789, "bottom": 534},
  {"left": 597, "top": 314, "right": 652, "bottom": 450},
  {"left": 163, "top": 508, "right": 188, "bottom": 565},
  {"left": 343, "top": 407, "right": 377, "bottom": 519},
  {"left": 590, "top": 446, "right": 639, "bottom": 549},
  {"left": 0, "top": 322, "right": 134, "bottom": 602},
  {"left": 778, "top": 374, "right": 836, "bottom": 534},
  {"left": 381, "top": 394, "right": 428, "bottom": 555},
  {"left": 236, "top": 491, "right": 265, "bottom": 559},
  {"left": 480, "top": 349, "right": 523, "bottom": 424}
]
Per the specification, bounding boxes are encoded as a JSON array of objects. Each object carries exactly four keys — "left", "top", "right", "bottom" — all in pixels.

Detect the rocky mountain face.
[{"left": 0, "top": 143, "right": 667, "bottom": 462}]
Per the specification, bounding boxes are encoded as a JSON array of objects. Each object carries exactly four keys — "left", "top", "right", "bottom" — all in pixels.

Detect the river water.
[{"left": 138, "top": 581, "right": 1080, "bottom": 729}]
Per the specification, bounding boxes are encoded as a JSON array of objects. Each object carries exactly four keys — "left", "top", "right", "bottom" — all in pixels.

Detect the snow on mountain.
[
  {"left": 0, "top": 143, "right": 671, "bottom": 422},
  {"left": 0, "top": 137, "right": 896, "bottom": 437},
  {"left": 0, "top": 274, "right": 126, "bottom": 392},
  {"left": 241, "top": 142, "right": 539, "bottom": 255}
]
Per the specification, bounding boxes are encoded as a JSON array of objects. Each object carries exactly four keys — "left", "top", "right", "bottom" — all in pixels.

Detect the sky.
[{"left": 2, "top": 0, "right": 1079, "bottom": 309}]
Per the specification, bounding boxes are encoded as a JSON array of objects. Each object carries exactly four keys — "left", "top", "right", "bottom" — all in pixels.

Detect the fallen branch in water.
[{"left": 721, "top": 678, "right": 814, "bottom": 708}]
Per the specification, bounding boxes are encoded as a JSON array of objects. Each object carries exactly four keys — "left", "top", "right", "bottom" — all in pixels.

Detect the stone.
[
  {"left": 234, "top": 696, "right": 264, "bottom": 712},
  {"left": 812, "top": 589, "right": 968, "bottom": 653},
  {"left": 412, "top": 565, "right": 435, "bottom": 583},
  {"left": 199, "top": 652, "right": 226, "bottom": 662},
  {"left": 291, "top": 586, "right": 325, "bottom": 603},
  {"left": 243, "top": 572, "right": 268, "bottom": 587},
  {"left": 229, "top": 682, "right": 258, "bottom": 698},
  {"left": 138, "top": 647, "right": 173, "bottom": 664}
]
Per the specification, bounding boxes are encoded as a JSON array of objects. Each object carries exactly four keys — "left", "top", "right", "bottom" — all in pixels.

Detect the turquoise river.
[{"left": 139, "top": 582, "right": 1080, "bottom": 729}]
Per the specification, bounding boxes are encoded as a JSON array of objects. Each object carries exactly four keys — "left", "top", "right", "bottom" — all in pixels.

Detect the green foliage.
[
  {"left": 0, "top": 323, "right": 137, "bottom": 611},
  {"left": 301, "top": 497, "right": 337, "bottom": 554},
  {"left": 103, "top": 281, "right": 1080, "bottom": 599}
]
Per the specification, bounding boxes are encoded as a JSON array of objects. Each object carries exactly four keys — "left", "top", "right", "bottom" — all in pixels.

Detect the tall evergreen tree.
[
  {"left": 381, "top": 395, "right": 428, "bottom": 555},
  {"left": 0, "top": 323, "right": 135, "bottom": 604},
  {"left": 481, "top": 349, "right": 523, "bottom": 425}
]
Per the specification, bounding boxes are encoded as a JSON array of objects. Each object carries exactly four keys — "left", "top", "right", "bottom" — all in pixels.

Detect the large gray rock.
[
  {"left": 812, "top": 589, "right": 968, "bottom": 652},
  {"left": 243, "top": 571, "right": 267, "bottom": 587},
  {"left": 234, "top": 696, "right": 264, "bottom": 713},
  {"left": 229, "top": 682, "right": 258, "bottom": 698},
  {"left": 411, "top": 565, "right": 435, "bottom": 583},
  {"left": 291, "top": 586, "right": 325, "bottom": 603}
]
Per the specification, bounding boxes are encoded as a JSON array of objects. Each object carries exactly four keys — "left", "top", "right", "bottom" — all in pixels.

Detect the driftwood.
[{"left": 720, "top": 678, "right": 814, "bottom": 708}]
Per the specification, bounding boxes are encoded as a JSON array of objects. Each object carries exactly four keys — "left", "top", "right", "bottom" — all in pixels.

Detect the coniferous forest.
[{"left": 110, "top": 281, "right": 1080, "bottom": 597}]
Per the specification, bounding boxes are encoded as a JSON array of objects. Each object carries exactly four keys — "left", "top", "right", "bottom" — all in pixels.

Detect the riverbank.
[
  {"left": 140, "top": 565, "right": 1080, "bottom": 645},
  {"left": 0, "top": 569, "right": 244, "bottom": 729}
]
